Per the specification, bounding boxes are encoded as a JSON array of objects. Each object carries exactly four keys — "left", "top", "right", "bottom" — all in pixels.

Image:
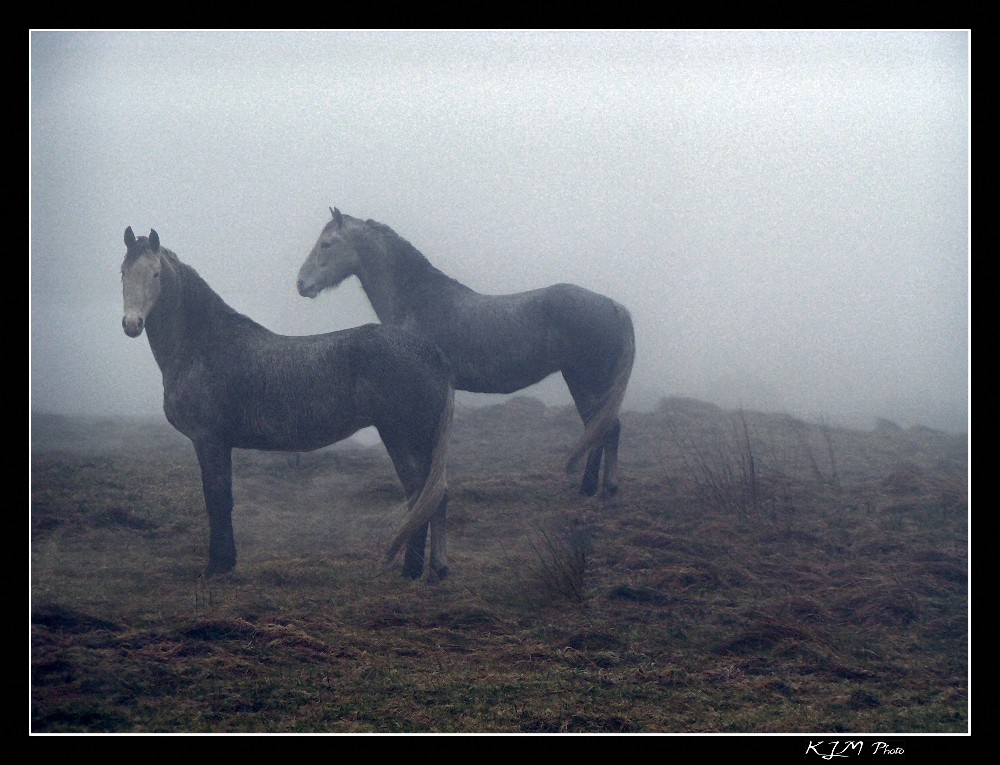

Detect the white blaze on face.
[{"left": 122, "top": 254, "right": 162, "bottom": 337}]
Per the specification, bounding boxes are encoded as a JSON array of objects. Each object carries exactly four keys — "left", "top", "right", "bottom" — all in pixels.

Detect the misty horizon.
[{"left": 30, "top": 31, "right": 970, "bottom": 436}]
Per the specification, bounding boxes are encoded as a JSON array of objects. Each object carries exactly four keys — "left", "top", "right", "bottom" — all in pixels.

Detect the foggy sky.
[{"left": 30, "top": 30, "right": 970, "bottom": 435}]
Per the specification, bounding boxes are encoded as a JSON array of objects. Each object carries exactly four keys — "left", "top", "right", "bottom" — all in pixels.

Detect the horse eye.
[{"left": 153, "top": 271, "right": 160, "bottom": 278}]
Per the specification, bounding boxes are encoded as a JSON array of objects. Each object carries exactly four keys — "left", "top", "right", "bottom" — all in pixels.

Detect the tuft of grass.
[
  {"left": 667, "top": 410, "right": 778, "bottom": 518},
  {"left": 519, "top": 521, "right": 593, "bottom": 604}
]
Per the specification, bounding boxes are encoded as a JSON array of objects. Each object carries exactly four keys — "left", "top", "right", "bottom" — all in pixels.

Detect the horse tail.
[
  {"left": 565, "top": 305, "right": 636, "bottom": 474},
  {"left": 385, "top": 383, "right": 454, "bottom": 562}
]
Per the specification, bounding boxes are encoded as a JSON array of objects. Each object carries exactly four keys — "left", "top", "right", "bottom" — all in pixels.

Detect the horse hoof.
[
  {"left": 427, "top": 565, "right": 449, "bottom": 583},
  {"left": 402, "top": 566, "right": 423, "bottom": 580},
  {"left": 579, "top": 477, "right": 599, "bottom": 497},
  {"left": 204, "top": 559, "right": 235, "bottom": 577},
  {"left": 601, "top": 483, "right": 619, "bottom": 498}
]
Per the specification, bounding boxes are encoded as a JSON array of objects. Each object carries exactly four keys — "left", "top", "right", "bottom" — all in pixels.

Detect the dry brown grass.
[{"left": 30, "top": 401, "right": 968, "bottom": 733}]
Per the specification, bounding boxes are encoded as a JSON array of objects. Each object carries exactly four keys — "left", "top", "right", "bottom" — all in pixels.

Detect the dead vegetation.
[{"left": 30, "top": 400, "right": 968, "bottom": 733}]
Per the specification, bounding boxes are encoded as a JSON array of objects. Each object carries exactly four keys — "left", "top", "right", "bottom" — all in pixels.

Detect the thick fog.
[{"left": 30, "top": 31, "right": 969, "bottom": 435}]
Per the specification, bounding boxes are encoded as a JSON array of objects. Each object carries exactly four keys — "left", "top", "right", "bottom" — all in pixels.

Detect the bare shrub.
[
  {"left": 668, "top": 410, "right": 777, "bottom": 518},
  {"left": 523, "top": 522, "right": 592, "bottom": 603}
]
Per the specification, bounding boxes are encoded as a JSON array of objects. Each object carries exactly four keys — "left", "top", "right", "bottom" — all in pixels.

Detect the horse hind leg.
[
  {"left": 397, "top": 488, "right": 449, "bottom": 581},
  {"left": 395, "top": 493, "right": 448, "bottom": 582},
  {"left": 397, "top": 478, "right": 449, "bottom": 581},
  {"left": 399, "top": 473, "right": 431, "bottom": 580},
  {"left": 580, "top": 420, "right": 621, "bottom": 497},
  {"left": 581, "top": 445, "right": 604, "bottom": 497},
  {"left": 562, "top": 371, "right": 610, "bottom": 497},
  {"left": 379, "top": 430, "right": 441, "bottom": 580},
  {"left": 600, "top": 419, "right": 622, "bottom": 497},
  {"left": 402, "top": 516, "right": 429, "bottom": 579},
  {"left": 427, "top": 493, "right": 449, "bottom": 582}
]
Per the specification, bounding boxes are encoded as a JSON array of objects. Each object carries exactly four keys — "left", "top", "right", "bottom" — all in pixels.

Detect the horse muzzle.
[
  {"left": 123, "top": 315, "right": 145, "bottom": 337},
  {"left": 297, "top": 279, "right": 320, "bottom": 299}
]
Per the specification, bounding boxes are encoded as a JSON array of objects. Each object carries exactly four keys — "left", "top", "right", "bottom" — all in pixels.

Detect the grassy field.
[{"left": 30, "top": 398, "right": 968, "bottom": 734}]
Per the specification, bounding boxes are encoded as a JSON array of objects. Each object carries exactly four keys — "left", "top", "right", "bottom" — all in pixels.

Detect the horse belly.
[
  {"left": 434, "top": 296, "right": 563, "bottom": 394},
  {"left": 450, "top": 324, "right": 559, "bottom": 393},
  {"left": 451, "top": 351, "right": 559, "bottom": 394},
  {"left": 233, "top": 405, "right": 372, "bottom": 452}
]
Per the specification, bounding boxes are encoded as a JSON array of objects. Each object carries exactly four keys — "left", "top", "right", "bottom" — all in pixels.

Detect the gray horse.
[
  {"left": 121, "top": 227, "right": 453, "bottom": 580},
  {"left": 297, "top": 209, "right": 635, "bottom": 496}
]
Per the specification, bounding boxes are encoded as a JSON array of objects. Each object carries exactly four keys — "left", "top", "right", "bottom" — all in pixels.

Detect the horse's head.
[
  {"left": 297, "top": 207, "right": 361, "bottom": 298},
  {"left": 121, "top": 226, "right": 164, "bottom": 338}
]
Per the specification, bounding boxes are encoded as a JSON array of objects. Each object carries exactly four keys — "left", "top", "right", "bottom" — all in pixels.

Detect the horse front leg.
[{"left": 194, "top": 439, "right": 236, "bottom": 575}]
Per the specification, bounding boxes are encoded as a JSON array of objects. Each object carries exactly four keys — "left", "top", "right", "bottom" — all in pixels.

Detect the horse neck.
[
  {"left": 351, "top": 225, "right": 467, "bottom": 324},
  {"left": 144, "top": 255, "right": 234, "bottom": 371}
]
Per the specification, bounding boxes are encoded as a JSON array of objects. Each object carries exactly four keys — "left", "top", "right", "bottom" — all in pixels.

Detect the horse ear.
[
  {"left": 124, "top": 227, "right": 136, "bottom": 248},
  {"left": 149, "top": 229, "right": 160, "bottom": 252},
  {"left": 331, "top": 207, "right": 343, "bottom": 229}
]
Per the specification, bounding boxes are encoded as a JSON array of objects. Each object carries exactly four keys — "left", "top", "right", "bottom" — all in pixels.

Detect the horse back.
[
  {"left": 164, "top": 322, "right": 449, "bottom": 452},
  {"left": 413, "top": 282, "right": 631, "bottom": 393}
]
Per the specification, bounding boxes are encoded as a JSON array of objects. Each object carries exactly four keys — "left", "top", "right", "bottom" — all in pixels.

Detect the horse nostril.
[
  {"left": 123, "top": 315, "right": 144, "bottom": 336},
  {"left": 297, "top": 279, "right": 305, "bottom": 293}
]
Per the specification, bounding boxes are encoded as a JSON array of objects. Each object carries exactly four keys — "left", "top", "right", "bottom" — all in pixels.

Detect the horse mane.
[
  {"left": 362, "top": 218, "right": 468, "bottom": 293},
  {"left": 173, "top": 253, "right": 258, "bottom": 328}
]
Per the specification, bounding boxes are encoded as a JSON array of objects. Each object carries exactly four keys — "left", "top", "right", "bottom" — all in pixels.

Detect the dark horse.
[
  {"left": 121, "top": 227, "right": 453, "bottom": 580},
  {"left": 297, "top": 209, "right": 635, "bottom": 496}
]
